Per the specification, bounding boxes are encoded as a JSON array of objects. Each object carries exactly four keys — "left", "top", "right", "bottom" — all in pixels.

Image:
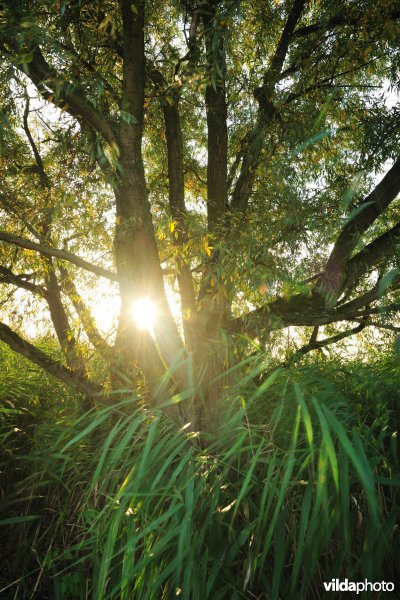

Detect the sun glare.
[{"left": 133, "top": 298, "right": 157, "bottom": 332}]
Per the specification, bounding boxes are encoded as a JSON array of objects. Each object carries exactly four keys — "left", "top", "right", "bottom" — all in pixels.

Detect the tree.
[{"left": 0, "top": 0, "right": 399, "bottom": 429}]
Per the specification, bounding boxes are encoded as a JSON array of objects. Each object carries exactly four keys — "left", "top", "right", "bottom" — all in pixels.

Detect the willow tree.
[{"left": 0, "top": 0, "right": 399, "bottom": 428}]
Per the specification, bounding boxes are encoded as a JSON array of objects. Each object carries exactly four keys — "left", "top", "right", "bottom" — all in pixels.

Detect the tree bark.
[
  {"left": 45, "top": 262, "right": 87, "bottom": 377},
  {"left": 317, "top": 156, "right": 400, "bottom": 303},
  {"left": 0, "top": 230, "right": 119, "bottom": 281},
  {"left": 0, "top": 322, "right": 101, "bottom": 399},
  {"left": 156, "top": 78, "right": 196, "bottom": 348},
  {"left": 59, "top": 266, "right": 111, "bottom": 356},
  {"left": 114, "top": 0, "right": 189, "bottom": 411}
]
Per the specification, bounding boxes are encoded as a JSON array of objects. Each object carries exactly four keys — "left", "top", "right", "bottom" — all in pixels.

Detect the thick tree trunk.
[
  {"left": 113, "top": 1, "right": 190, "bottom": 420},
  {"left": 192, "top": 1, "right": 232, "bottom": 429},
  {"left": 192, "top": 329, "right": 233, "bottom": 431}
]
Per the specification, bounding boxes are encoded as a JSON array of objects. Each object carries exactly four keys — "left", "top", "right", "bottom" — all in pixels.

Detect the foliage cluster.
[{"left": 0, "top": 0, "right": 400, "bottom": 430}]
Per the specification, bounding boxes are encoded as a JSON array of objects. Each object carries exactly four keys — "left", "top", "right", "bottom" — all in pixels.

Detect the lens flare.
[{"left": 133, "top": 298, "right": 157, "bottom": 332}]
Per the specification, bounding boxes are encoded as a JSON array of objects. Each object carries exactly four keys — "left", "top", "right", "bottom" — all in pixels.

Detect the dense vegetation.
[
  {"left": 1, "top": 0, "right": 400, "bottom": 597},
  {"left": 1, "top": 344, "right": 399, "bottom": 598}
]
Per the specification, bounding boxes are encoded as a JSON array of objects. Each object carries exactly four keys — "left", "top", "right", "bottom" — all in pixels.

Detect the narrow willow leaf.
[
  {"left": 289, "top": 129, "right": 331, "bottom": 157},
  {"left": 344, "top": 200, "right": 374, "bottom": 224},
  {"left": 322, "top": 405, "right": 378, "bottom": 521},
  {"left": 0, "top": 515, "right": 40, "bottom": 525},
  {"left": 377, "top": 268, "right": 399, "bottom": 298},
  {"left": 312, "top": 397, "right": 339, "bottom": 491},
  {"left": 294, "top": 382, "right": 313, "bottom": 448}
]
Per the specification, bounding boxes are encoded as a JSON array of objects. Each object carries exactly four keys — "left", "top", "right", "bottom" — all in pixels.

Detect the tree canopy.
[{"left": 0, "top": 0, "right": 399, "bottom": 428}]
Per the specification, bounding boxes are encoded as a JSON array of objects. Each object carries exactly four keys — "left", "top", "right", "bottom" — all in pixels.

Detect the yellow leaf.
[
  {"left": 110, "top": 142, "right": 120, "bottom": 157},
  {"left": 131, "top": 4, "right": 138, "bottom": 14},
  {"left": 98, "top": 14, "right": 111, "bottom": 31},
  {"left": 203, "top": 237, "right": 213, "bottom": 257}
]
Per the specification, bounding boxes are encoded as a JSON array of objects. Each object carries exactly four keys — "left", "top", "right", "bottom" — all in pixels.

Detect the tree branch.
[
  {"left": 0, "top": 193, "right": 45, "bottom": 242},
  {"left": 0, "top": 230, "right": 118, "bottom": 281},
  {"left": 0, "top": 265, "right": 46, "bottom": 297},
  {"left": 317, "top": 157, "right": 400, "bottom": 303},
  {"left": 59, "top": 266, "right": 111, "bottom": 355},
  {"left": 230, "top": 0, "right": 306, "bottom": 213},
  {"left": 227, "top": 269, "right": 400, "bottom": 338},
  {"left": 341, "top": 221, "right": 400, "bottom": 295},
  {"left": 203, "top": 1, "right": 228, "bottom": 230},
  {"left": 262, "top": 0, "right": 307, "bottom": 91},
  {"left": 293, "top": 7, "right": 400, "bottom": 39},
  {"left": 45, "top": 263, "right": 87, "bottom": 375},
  {"left": 23, "top": 47, "right": 118, "bottom": 146},
  {"left": 289, "top": 322, "right": 366, "bottom": 364},
  {"left": 353, "top": 303, "right": 400, "bottom": 318},
  {"left": 352, "top": 318, "right": 400, "bottom": 333},
  {"left": 115, "top": 0, "right": 188, "bottom": 399},
  {"left": 334, "top": 273, "right": 400, "bottom": 318},
  {"left": 150, "top": 70, "right": 196, "bottom": 344},
  {"left": 23, "top": 98, "right": 49, "bottom": 188},
  {"left": 283, "top": 53, "right": 386, "bottom": 105},
  {"left": 0, "top": 321, "right": 101, "bottom": 397},
  {"left": 0, "top": 30, "right": 118, "bottom": 147}
]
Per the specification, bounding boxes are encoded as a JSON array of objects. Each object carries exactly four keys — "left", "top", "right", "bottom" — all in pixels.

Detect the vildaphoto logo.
[{"left": 323, "top": 579, "right": 395, "bottom": 594}]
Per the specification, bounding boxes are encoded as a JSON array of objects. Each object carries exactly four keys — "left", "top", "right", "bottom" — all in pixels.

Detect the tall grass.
[{"left": 1, "top": 348, "right": 399, "bottom": 598}]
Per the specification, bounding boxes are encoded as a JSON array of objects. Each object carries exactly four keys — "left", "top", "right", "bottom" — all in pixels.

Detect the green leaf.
[
  {"left": 312, "top": 397, "right": 339, "bottom": 491},
  {"left": 120, "top": 110, "right": 138, "bottom": 124},
  {"left": 289, "top": 129, "right": 331, "bottom": 157},
  {"left": 345, "top": 200, "right": 374, "bottom": 224},
  {"left": 294, "top": 382, "right": 313, "bottom": 448},
  {"left": 394, "top": 335, "right": 400, "bottom": 356},
  {"left": 0, "top": 515, "right": 40, "bottom": 526},
  {"left": 322, "top": 405, "right": 378, "bottom": 521},
  {"left": 377, "top": 268, "right": 399, "bottom": 298}
]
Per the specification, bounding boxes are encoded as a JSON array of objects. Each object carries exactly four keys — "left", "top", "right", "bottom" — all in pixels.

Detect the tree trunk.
[{"left": 113, "top": 1, "right": 189, "bottom": 421}]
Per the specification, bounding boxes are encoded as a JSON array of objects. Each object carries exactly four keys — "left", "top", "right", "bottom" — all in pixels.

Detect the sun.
[{"left": 132, "top": 298, "right": 157, "bottom": 333}]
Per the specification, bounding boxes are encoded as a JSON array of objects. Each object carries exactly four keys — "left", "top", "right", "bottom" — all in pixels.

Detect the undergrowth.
[{"left": 0, "top": 345, "right": 399, "bottom": 599}]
